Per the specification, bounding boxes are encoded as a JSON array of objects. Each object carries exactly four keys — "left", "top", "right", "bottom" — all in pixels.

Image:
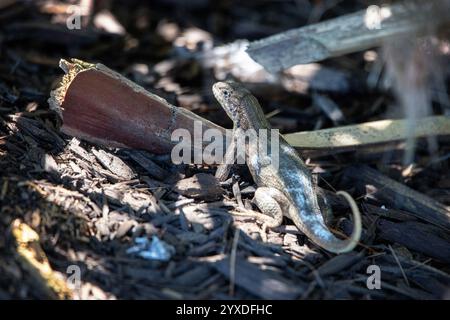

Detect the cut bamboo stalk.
[
  {"left": 49, "top": 59, "right": 225, "bottom": 154},
  {"left": 247, "top": 1, "right": 450, "bottom": 72}
]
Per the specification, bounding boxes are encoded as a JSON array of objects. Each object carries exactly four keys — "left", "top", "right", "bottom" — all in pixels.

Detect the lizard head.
[
  {"left": 212, "top": 81, "right": 248, "bottom": 123},
  {"left": 213, "top": 81, "right": 269, "bottom": 130}
]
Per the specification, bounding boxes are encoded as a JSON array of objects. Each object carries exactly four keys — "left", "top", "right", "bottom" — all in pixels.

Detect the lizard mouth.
[
  {"left": 212, "top": 82, "right": 226, "bottom": 100},
  {"left": 212, "top": 82, "right": 239, "bottom": 121}
]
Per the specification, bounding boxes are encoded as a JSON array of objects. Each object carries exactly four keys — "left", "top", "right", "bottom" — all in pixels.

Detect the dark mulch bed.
[{"left": 0, "top": 0, "right": 449, "bottom": 299}]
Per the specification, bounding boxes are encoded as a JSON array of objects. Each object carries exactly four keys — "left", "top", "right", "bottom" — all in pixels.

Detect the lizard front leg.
[{"left": 215, "top": 128, "right": 239, "bottom": 182}]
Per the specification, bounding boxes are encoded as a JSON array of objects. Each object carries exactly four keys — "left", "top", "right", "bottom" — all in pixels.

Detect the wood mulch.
[{"left": 0, "top": 0, "right": 449, "bottom": 299}]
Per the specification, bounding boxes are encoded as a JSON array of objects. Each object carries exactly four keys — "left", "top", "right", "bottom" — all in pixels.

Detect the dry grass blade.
[{"left": 284, "top": 116, "right": 450, "bottom": 150}]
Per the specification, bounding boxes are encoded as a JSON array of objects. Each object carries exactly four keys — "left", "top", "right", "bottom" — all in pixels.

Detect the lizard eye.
[{"left": 222, "top": 90, "right": 230, "bottom": 98}]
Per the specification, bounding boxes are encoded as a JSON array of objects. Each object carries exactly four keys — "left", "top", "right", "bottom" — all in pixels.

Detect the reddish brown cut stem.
[{"left": 49, "top": 59, "right": 225, "bottom": 154}]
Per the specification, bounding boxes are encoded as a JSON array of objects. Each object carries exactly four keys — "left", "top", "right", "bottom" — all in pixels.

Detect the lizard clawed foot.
[{"left": 229, "top": 206, "right": 277, "bottom": 242}]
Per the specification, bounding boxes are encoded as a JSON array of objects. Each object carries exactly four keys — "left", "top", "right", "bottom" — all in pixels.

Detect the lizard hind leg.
[{"left": 253, "top": 187, "right": 288, "bottom": 241}]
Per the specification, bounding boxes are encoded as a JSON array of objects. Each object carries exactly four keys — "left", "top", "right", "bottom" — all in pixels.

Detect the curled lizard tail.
[{"left": 296, "top": 191, "right": 362, "bottom": 254}]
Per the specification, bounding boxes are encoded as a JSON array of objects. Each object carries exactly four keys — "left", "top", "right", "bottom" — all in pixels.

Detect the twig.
[
  {"left": 229, "top": 228, "right": 240, "bottom": 297},
  {"left": 388, "top": 245, "right": 410, "bottom": 287}
]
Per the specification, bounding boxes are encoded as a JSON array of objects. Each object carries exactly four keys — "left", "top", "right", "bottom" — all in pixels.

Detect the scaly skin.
[{"left": 213, "top": 81, "right": 362, "bottom": 253}]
